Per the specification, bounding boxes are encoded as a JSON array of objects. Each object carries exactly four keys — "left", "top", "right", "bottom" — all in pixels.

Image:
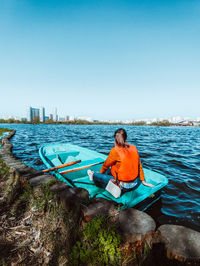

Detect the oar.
[
  {"left": 59, "top": 161, "right": 104, "bottom": 175},
  {"left": 43, "top": 160, "right": 81, "bottom": 173}
]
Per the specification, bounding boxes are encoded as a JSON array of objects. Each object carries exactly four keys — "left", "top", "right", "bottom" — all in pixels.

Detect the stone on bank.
[{"left": 155, "top": 224, "right": 200, "bottom": 263}]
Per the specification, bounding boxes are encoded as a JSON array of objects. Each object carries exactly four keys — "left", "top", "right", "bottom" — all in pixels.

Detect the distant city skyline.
[
  {"left": 0, "top": 105, "right": 199, "bottom": 124},
  {"left": 0, "top": 105, "right": 199, "bottom": 123},
  {"left": 0, "top": 1, "right": 200, "bottom": 120},
  {"left": 0, "top": 107, "right": 199, "bottom": 121}
]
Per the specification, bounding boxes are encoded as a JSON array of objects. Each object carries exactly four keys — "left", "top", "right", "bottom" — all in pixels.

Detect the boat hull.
[{"left": 39, "top": 143, "right": 168, "bottom": 209}]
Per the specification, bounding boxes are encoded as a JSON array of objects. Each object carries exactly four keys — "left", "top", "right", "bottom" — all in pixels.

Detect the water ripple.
[{"left": 1, "top": 124, "right": 200, "bottom": 231}]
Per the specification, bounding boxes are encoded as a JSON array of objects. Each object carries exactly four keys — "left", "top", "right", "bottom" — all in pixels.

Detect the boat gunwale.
[{"left": 39, "top": 142, "right": 169, "bottom": 207}]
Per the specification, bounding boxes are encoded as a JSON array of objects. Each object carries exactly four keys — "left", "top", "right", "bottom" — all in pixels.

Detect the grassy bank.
[
  {"left": 0, "top": 128, "right": 12, "bottom": 138},
  {"left": 0, "top": 128, "right": 12, "bottom": 137}
]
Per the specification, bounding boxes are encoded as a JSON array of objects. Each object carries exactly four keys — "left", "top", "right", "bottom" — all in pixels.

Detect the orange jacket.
[{"left": 100, "top": 145, "right": 145, "bottom": 182}]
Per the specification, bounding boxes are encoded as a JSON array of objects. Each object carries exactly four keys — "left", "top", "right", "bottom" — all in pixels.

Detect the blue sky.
[{"left": 0, "top": 0, "right": 200, "bottom": 120}]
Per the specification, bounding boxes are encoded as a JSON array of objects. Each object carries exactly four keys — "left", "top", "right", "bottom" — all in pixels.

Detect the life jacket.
[{"left": 111, "top": 145, "right": 139, "bottom": 182}]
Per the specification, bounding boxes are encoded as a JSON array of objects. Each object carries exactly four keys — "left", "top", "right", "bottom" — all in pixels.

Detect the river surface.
[{"left": 1, "top": 124, "right": 200, "bottom": 231}]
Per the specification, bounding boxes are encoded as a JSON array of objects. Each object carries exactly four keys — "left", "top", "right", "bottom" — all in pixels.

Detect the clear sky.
[{"left": 0, "top": 0, "right": 200, "bottom": 120}]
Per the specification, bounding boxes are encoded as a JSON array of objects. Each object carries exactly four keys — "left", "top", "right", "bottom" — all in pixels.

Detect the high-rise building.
[
  {"left": 49, "top": 114, "right": 53, "bottom": 120},
  {"left": 31, "top": 108, "right": 40, "bottom": 122},
  {"left": 65, "top": 116, "right": 69, "bottom": 121},
  {"left": 27, "top": 107, "right": 32, "bottom": 122},
  {"left": 40, "top": 107, "right": 45, "bottom": 122},
  {"left": 27, "top": 106, "right": 45, "bottom": 122},
  {"left": 53, "top": 108, "right": 58, "bottom": 121}
]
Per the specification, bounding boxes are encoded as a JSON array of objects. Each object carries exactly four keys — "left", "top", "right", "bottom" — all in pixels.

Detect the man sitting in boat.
[{"left": 87, "top": 128, "right": 154, "bottom": 195}]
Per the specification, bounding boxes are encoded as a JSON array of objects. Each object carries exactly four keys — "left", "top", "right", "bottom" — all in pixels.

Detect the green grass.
[
  {"left": 0, "top": 128, "right": 12, "bottom": 137},
  {"left": 69, "top": 216, "right": 122, "bottom": 265},
  {"left": 0, "top": 157, "right": 10, "bottom": 178}
]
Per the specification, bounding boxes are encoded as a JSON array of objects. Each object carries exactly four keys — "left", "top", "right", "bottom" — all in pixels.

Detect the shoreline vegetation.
[
  {"left": 0, "top": 119, "right": 198, "bottom": 127},
  {"left": 0, "top": 128, "right": 12, "bottom": 137}
]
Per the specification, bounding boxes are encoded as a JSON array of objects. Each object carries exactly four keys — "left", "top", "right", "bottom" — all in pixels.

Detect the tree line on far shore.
[{"left": 0, "top": 118, "right": 198, "bottom": 127}]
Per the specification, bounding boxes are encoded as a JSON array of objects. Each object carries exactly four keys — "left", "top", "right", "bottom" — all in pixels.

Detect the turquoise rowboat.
[{"left": 39, "top": 143, "right": 168, "bottom": 210}]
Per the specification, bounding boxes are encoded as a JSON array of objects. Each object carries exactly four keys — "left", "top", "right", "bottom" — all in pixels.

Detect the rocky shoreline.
[{"left": 0, "top": 130, "right": 200, "bottom": 265}]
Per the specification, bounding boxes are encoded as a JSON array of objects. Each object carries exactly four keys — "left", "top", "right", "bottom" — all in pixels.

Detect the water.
[{"left": 1, "top": 124, "right": 200, "bottom": 231}]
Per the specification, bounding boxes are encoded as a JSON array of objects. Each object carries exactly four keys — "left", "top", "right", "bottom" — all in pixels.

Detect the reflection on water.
[{"left": 1, "top": 124, "right": 200, "bottom": 231}]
